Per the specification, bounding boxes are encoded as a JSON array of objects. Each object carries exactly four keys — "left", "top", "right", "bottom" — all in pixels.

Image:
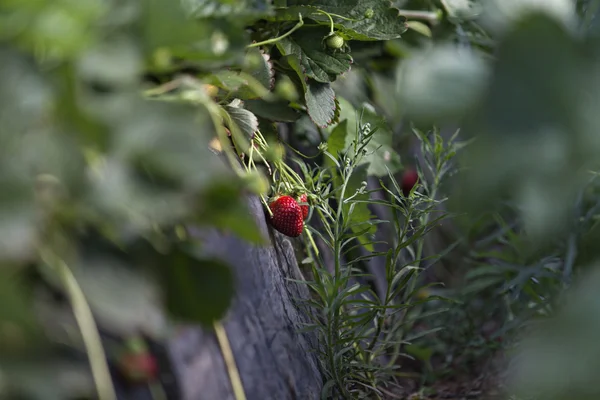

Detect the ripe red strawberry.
[
  {"left": 401, "top": 168, "right": 418, "bottom": 196},
  {"left": 297, "top": 193, "right": 309, "bottom": 220},
  {"left": 269, "top": 195, "right": 304, "bottom": 237}
]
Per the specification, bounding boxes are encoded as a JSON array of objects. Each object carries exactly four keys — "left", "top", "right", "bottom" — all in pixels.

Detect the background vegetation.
[{"left": 2, "top": 0, "right": 600, "bottom": 399}]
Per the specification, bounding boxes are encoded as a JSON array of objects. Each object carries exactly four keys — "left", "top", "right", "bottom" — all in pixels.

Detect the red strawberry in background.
[
  {"left": 269, "top": 195, "right": 304, "bottom": 237},
  {"left": 297, "top": 193, "right": 309, "bottom": 220},
  {"left": 116, "top": 336, "right": 159, "bottom": 384},
  {"left": 117, "top": 351, "right": 158, "bottom": 384},
  {"left": 401, "top": 168, "right": 418, "bottom": 196}
]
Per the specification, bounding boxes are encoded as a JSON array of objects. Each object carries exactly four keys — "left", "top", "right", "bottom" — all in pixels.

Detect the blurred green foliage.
[{"left": 3, "top": 0, "right": 600, "bottom": 398}]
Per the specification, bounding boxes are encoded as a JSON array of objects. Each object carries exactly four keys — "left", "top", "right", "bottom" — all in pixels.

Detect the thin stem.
[
  {"left": 398, "top": 9, "right": 442, "bottom": 24},
  {"left": 44, "top": 252, "right": 117, "bottom": 400},
  {"left": 248, "top": 14, "right": 304, "bottom": 48},
  {"left": 214, "top": 321, "right": 247, "bottom": 400},
  {"left": 314, "top": 10, "right": 335, "bottom": 34}
]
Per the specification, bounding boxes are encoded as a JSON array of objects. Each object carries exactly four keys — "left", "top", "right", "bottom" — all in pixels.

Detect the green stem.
[
  {"left": 314, "top": 10, "right": 335, "bottom": 34},
  {"left": 398, "top": 9, "right": 442, "bottom": 23},
  {"left": 45, "top": 253, "right": 116, "bottom": 400},
  {"left": 247, "top": 14, "right": 304, "bottom": 48},
  {"left": 214, "top": 321, "right": 247, "bottom": 400}
]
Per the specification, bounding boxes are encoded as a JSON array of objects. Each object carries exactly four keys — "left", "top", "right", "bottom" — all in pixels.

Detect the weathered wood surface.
[
  {"left": 165, "top": 194, "right": 323, "bottom": 400},
  {"left": 32, "top": 193, "right": 323, "bottom": 400}
]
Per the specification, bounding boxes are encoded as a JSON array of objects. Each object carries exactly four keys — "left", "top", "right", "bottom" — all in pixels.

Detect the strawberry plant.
[{"left": 4, "top": 0, "right": 600, "bottom": 399}]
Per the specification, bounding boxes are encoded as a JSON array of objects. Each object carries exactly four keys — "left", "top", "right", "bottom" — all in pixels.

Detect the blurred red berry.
[
  {"left": 117, "top": 352, "right": 159, "bottom": 383},
  {"left": 401, "top": 168, "right": 418, "bottom": 196}
]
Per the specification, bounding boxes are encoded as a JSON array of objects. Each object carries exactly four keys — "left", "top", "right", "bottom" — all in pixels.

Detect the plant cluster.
[{"left": 4, "top": 0, "right": 600, "bottom": 399}]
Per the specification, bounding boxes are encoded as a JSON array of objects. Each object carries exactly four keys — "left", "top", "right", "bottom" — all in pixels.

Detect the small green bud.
[{"left": 325, "top": 34, "right": 345, "bottom": 50}]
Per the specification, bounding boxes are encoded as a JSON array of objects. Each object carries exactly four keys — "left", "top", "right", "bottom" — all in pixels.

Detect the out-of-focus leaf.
[
  {"left": 328, "top": 97, "right": 401, "bottom": 177},
  {"left": 0, "top": 269, "right": 46, "bottom": 357},
  {"left": 481, "top": 0, "right": 577, "bottom": 36},
  {"left": 406, "top": 21, "right": 432, "bottom": 37},
  {"left": 331, "top": 69, "right": 369, "bottom": 108},
  {"left": 0, "top": 49, "right": 53, "bottom": 136},
  {"left": 452, "top": 14, "right": 590, "bottom": 246},
  {"left": 0, "top": 360, "right": 94, "bottom": 400},
  {"left": 280, "top": 1, "right": 408, "bottom": 41},
  {"left": 86, "top": 156, "right": 190, "bottom": 232},
  {"left": 509, "top": 264, "right": 600, "bottom": 400},
  {"left": 0, "top": 0, "right": 105, "bottom": 61},
  {"left": 0, "top": 173, "right": 37, "bottom": 262},
  {"left": 441, "top": 0, "right": 482, "bottom": 21},
  {"left": 161, "top": 246, "right": 234, "bottom": 326},
  {"left": 195, "top": 181, "right": 265, "bottom": 245},
  {"left": 75, "top": 35, "right": 142, "bottom": 123},
  {"left": 244, "top": 99, "right": 301, "bottom": 122},
  {"left": 141, "top": 0, "right": 247, "bottom": 67},
  {"left": 181, "top": 0, "right": 272, "bottom": 21},
  {"left": 74, "top": 257, "right": 166, "bottom": 336},
  {"left": 207, "top": 70, "right": 271, "bottom": 99},
  {"left": 241, "top": 48, "right": 275, "bottom": 94},
  {"left": 113, "top": 100, "right": 223, "bottom": 190},
  {"left": 395, "top": 44, "right": 490, "bottom": 124}
]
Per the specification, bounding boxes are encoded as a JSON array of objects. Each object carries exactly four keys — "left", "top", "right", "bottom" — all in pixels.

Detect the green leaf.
[
  {"left": 242, "top": 47, "right": 275, "bottom": 92},
  {"left": 395, "top": 43, "right": 490, "bottom": 124},
  {"left": 141, "top": 0, "right": 248, "bottom": 68},
  {"left": 244, "top": 99, "right": 301, "bottom": 122},
  {"left": 182, "top": 0, "right": 272, "bottom": 21},
  {"left": 344, "top": 163, "right": 376, "bottom": 252},
  {"left": 279, "top": 54, "right": 308, "bottom": 92},
  {"left": 305, "top": 80, "right": 338, "bottom": 128},
  {"left": 0, "top": 172, "right": 37, "bottom": 263},
  {"left": 329, "top": 97, "right": 401, "bottom": 176},
  {"left": 406, "top": 21, "right": 432, "bottom": 37},
  {"left": 223, "top": 104, "right": 259, "bottom": 140},
  {"left": 196, "top": 181, "right": 266, "bottom": 245},
  {"left": 327, "top": 119, "right": 349, "bottom": 158},
  {"left": 441, "top": 0, "right": 482, "bottom": 21},
  {"left": 279, "top": 1, "right": 408, "bottom": 41},
  {"left": 481, "top": 0, "right": 577, "bottom": 36},
  {"left": 162, "top": 246, "right": 235, "bottom": 326},
  {"left": 277, "top": 27, "right": 353, "bottom": 83},
  {"left": 0, "top": 0, "right": 105, "bottom": 61},
  {"left": 0, "top": 269, "right": 46, "bottom": 357},
  {"left": 453, "top": 14, "right": 589, "bottom": 245},
  {"left": 208, "top": 70, "right": 271, "bottom": 99},
  {"left": 74, "top": 257, "right": 165, "bottom": 335}
]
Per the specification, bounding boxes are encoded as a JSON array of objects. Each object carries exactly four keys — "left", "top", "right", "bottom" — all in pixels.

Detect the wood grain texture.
[{"left": 167, "top": 194, "right": 323, "bottom": 400}]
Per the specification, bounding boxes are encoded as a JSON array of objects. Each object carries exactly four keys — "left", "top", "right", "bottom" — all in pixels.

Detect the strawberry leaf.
[
  {"left": 182, "top": 0, "right": 272, "bottom": 21},
  {"left": 328, "top": 97, "right": 401, "bottom": 177},
  {"left": 245, "top": 99, "right": 301, "bottom": 122},
  {"left": 162, "top": 246, "right": 234, "bottom": 326},
  {"left": 236, "top": 48, "right": 275, "bottom": 99},
  {"left": 276, "top": 27, "right": 352, "bottom": 83},
  {"left": 0, "top": 269, "right": 46, "bottom": 357},
  {"left": 326, "top": 119, "right": 348, "bottom": 158},
  {"left": 207, "top": 70, "right": 271, "bottom": 100},
  {"left": 276, "top": 1, "right": 408, "bottom": 41},
  {"left": 305, "top": 80, "right": 337, "bottom": 128},
  {"left": 224, "top": 104, "right": 259, "bottom": 140}
]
